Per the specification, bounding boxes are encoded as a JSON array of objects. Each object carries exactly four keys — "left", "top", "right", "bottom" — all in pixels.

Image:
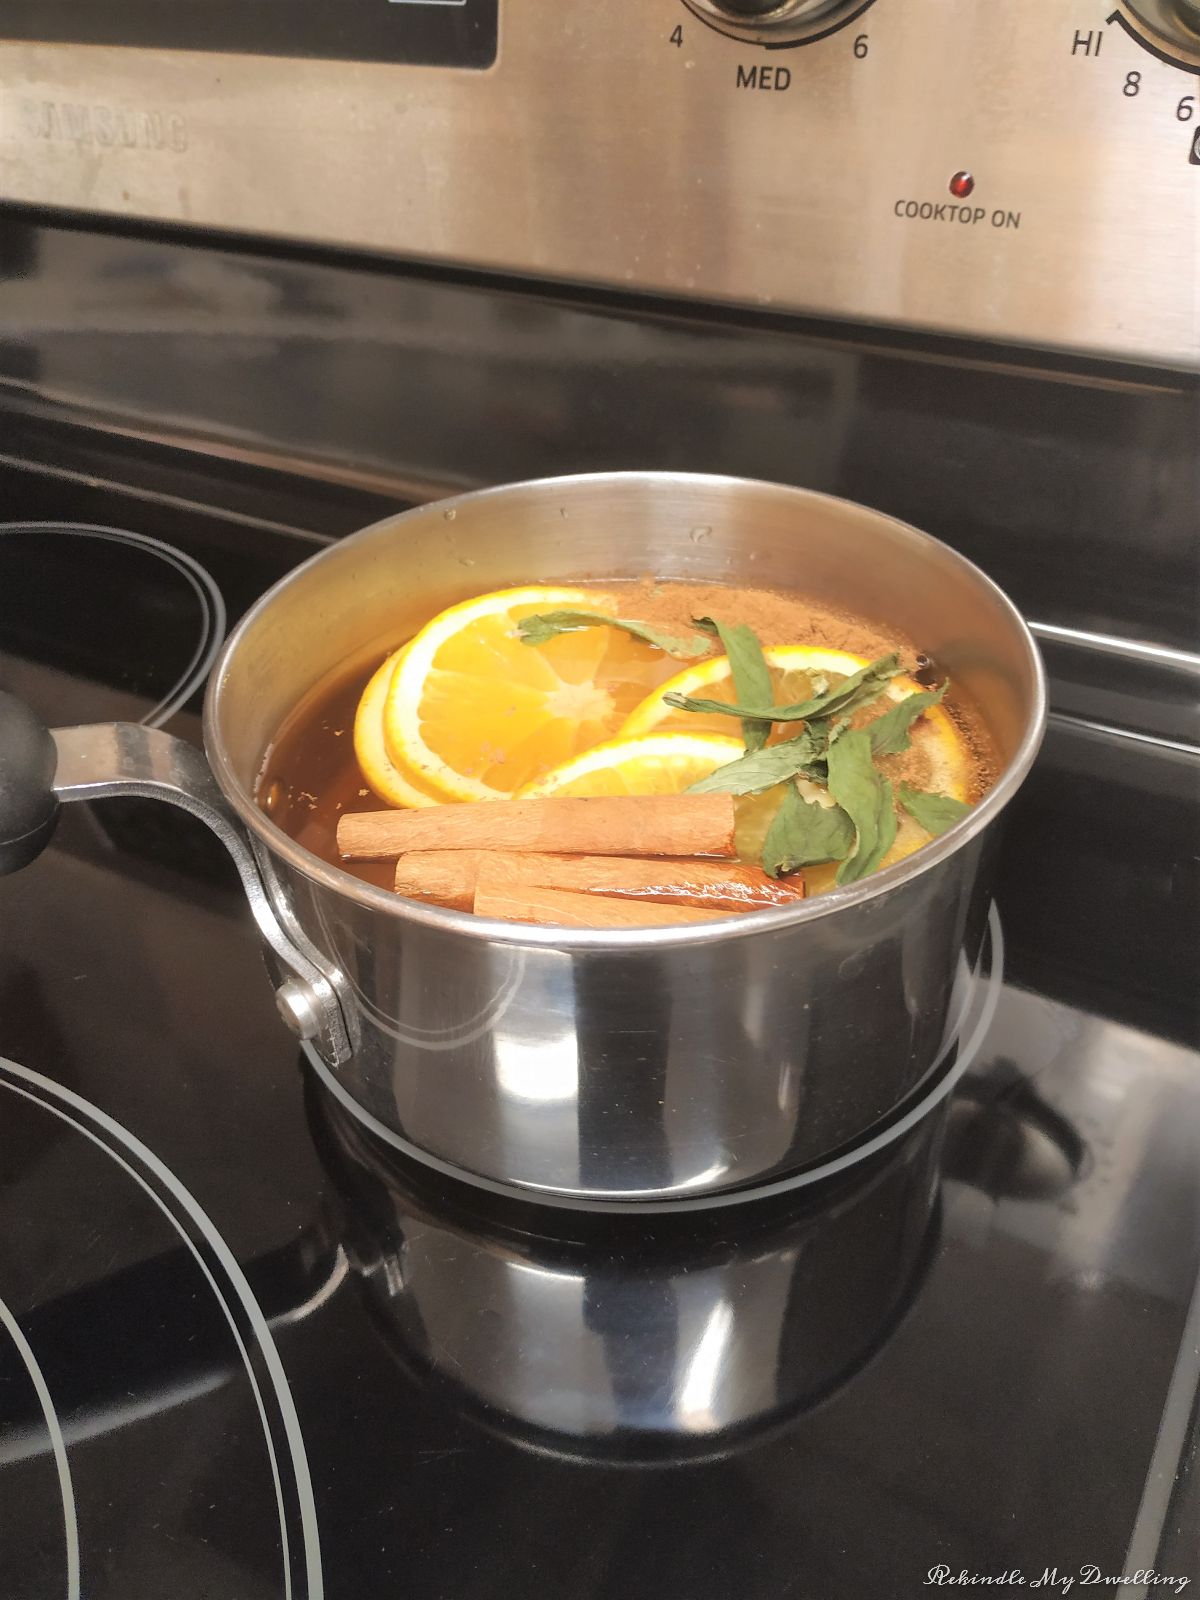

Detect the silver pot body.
[{"left": 206, "top": 472, "right": 1045, "bottom": 1203}]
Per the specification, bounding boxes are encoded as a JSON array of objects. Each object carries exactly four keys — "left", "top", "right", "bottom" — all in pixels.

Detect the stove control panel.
[{"left": 0, "top": 0, "right": 1196, "bottom": 365}]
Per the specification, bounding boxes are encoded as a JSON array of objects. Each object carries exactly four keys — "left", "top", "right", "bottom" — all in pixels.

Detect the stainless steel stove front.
[{"left": 1, "top": 0, "right": 1197, "bottom": 364}]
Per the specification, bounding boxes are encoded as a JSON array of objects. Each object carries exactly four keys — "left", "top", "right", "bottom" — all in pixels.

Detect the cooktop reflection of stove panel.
[{"left": 0, "top": 510, "right": 1197, "bottom": 1600}]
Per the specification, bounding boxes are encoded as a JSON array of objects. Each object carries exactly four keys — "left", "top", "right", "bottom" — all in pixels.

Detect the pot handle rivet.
[{"left": 275, "top": 978, "right": 324, "bottom": 1041}]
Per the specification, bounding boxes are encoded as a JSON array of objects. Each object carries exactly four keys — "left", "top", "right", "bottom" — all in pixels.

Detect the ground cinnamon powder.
[{"left": 621, "top": 577, "right": 908, "bottom": 663}]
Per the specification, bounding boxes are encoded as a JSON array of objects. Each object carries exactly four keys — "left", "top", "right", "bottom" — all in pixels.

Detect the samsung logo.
[{"left": 18, "top": 99, "right": 188, "bottom": 152}]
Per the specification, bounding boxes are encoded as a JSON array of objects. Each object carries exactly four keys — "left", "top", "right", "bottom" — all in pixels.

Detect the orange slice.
[
  {"left": 623, "top": 646, "right": 868, "bottom": 740},
  {"left": 383, "top": 587, "right": 680, "bottom": 803},
  {"left": 353, "top": 648, "right": 441, "bottom": 809},
  {"left": 623, "top": 643, "right": 972, "bottom": 802},
  {"left": 518, "top": 732, "right": 745, "bottom": 799}
]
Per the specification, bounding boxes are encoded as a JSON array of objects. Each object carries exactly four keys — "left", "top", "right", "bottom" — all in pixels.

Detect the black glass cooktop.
[{"left": 0, "top": 511, "right": 1197, "bottom": 1600}]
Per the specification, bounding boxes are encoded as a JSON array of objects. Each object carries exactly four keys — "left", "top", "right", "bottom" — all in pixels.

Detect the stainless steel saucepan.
[{"left": 0, "top": 473, "right": 1045, "bottom": 1204}]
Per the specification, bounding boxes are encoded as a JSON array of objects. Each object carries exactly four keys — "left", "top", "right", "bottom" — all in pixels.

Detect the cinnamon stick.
[
  {"left": 338, "top": 794, "right": 736, "bottom": 862},
  {"left": 393, "top": 849, "right": 489, "bottom": 910},
  {"left": 473, "top": 884, "right": 729, "bottom": 929},
  {"left": 394, "top": 850, "right": 804, "bottom": 913}
]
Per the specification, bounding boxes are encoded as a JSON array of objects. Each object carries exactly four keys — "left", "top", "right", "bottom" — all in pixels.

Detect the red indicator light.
[{"left": 949, "top": 171, "right": 975, "bottom": 198}]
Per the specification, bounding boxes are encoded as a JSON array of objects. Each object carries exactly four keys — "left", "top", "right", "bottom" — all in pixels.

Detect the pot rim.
[{"left": 203, "top": 470, "right": 1047, "bottom": 950}]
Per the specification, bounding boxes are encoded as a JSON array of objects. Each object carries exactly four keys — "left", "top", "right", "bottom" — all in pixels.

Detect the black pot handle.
[
  {"left": 0, "top": 690, "right": 60, "bottom": 873},
  {"left": 0, "top": 689, "right": 354, "bottom": 1066}
]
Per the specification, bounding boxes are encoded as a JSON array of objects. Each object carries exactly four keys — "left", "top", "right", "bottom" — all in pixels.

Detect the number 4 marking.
[{"left": 670, "top": 24, "right": 683, "bottom": 46}]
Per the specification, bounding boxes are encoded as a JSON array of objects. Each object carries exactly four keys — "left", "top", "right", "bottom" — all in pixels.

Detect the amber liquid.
[
  {"left": 256, "top": 579, "right": 997, "bottom": 894},
  {"left": 259, "top": 665, "right": 398, "bottom": 891}
]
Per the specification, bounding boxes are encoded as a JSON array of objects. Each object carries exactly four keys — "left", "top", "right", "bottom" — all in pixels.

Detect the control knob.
[
  {"left": 684, "top": 0, "right": 870, "bottom": 45},
  {"left": 1120, "top": 0, "right": 1200, "bottom": 62}
]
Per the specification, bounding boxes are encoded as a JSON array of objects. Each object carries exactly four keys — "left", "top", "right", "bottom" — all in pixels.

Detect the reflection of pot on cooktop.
[{"left": 308, "top": 1079, "right": 944, "bottom": 1464}]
